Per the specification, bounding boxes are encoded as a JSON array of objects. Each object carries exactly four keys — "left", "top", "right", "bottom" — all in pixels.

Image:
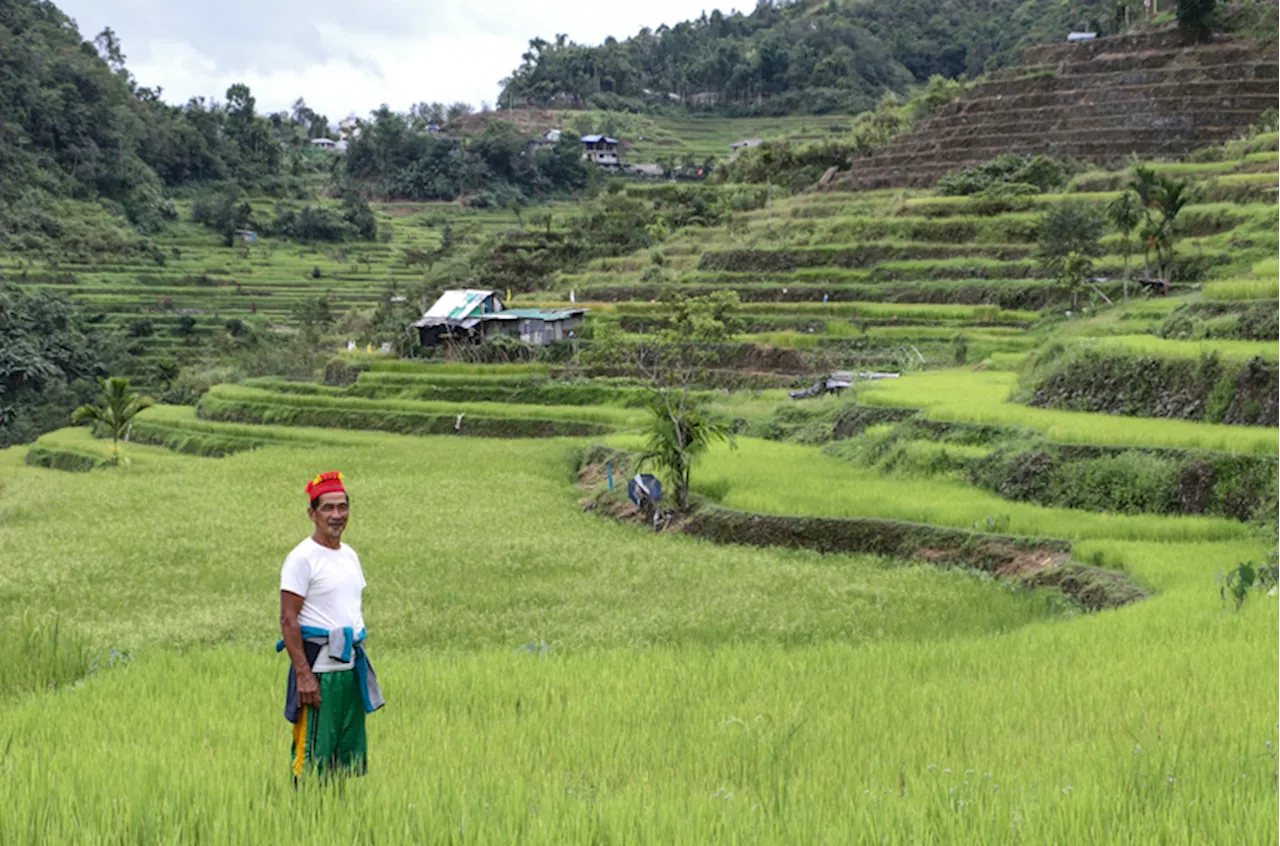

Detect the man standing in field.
[{"left": 278, "top": 471, "right": 384, "bottom": 781}]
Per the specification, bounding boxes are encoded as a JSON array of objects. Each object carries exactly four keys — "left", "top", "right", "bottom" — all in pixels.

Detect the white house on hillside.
[
  {"left": 309, "top": 137, "right": 348, "bottom": 153},
  {"left": 581, "top": 134, "right": 620, "bottom": 166}
]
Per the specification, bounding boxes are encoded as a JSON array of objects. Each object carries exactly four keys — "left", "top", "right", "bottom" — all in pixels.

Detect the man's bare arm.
[{"left": 280, "top": 590, "right": 321, "bottom": 707}]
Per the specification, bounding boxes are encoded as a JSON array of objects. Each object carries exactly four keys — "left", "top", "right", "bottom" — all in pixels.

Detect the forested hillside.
[
  {"left": 0, "top": 0, "right": 600, "bottom": 252},
  {"left": 500, "top": 0, "right": 1117, "bottom": 115},
  {"left": 0, "top": 0, "right": 327, "bottom": 253}
]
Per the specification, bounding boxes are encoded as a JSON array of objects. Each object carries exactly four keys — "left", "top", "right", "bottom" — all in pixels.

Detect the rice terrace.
[{"left": 1, "top": 0, "right": 1277, "bottom": 842}]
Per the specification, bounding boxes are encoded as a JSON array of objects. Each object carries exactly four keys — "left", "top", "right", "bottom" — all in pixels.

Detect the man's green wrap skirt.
[{"left": 291, "top": 669, "right": 368, "bottom": 778}]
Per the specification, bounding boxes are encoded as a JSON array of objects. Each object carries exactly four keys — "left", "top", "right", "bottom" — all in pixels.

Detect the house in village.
[
  {"left": 580, "top": 134, "right": 620, "bottom": 167},
  {"left": 530, "top": 129, "right": 562, "bottom": 151},
  {"left": 411, "top": 289, "right": 588, "bottom": 347},
  {"left": 309, "top": 137, "right": 348, "bottom": 153},
  {"left": 729, "top": 138, "right": 763, "bottom": 156}
]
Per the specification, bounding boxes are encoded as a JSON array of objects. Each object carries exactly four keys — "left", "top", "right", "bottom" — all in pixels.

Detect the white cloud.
[{"left": 54, "top": 0, "right": 745, "bottom": 120}]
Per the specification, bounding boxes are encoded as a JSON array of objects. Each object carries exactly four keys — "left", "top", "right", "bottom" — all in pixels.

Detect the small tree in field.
[
  {"left": 607, "top": 291, "right": 742, "bottom": 512},
  {"left": 638, "top": 392, "right": 735, "bottom": 511},
  {"left": 1058, "top": 251, "right": 1097, "bottom": 311},
  {"left": 1147, "top": 176, "right": 1194, "bottom": 292},
  {"left": 1129, "top": 167, "right": 1194, "bottom": 293},
  {"left": 1038, "top": 201, "right": 1106, "bottom": 307},
  {"left": 72, "top": 377, "right": 154, "bottom": 464},
  {"left": 1105, "top": 191, "right": 1143, "bottom": 303}
]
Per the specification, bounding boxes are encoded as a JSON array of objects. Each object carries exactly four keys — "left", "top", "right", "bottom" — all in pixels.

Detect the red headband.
[{"left": 306, "top": 471, "right": 346, "bottom": 502}]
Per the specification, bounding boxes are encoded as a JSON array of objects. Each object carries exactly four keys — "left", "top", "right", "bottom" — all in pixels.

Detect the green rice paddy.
[
  {"left": 3, "top": 118, "right": 1277, "bottom": 843},
  {"left": 2, "top": 427, "right": 1276, "bottom": 842}
]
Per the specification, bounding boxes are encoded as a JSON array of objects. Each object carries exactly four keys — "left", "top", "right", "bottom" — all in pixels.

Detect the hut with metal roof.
[
  {"left": 580, "top": 134, "right": 620, "bottom": 167},
  {"left": 411, "top": 289, "right": 588, "bottom": 347}
]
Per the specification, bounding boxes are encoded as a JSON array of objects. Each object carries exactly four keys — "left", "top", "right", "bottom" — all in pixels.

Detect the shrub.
[
  {"left": 967, "top": 182, "right": 1039, "bottom": 216},
  {"left": 969, "top": 442, "right": 1273, "bottom": 519},
  {"left": 1051, "top": 452, "right": 1179, "bottom": 515},
  {"left": 24, "top": 444, "right": 109, "bottom": 472},
  {"left": 1037, "top": 202, "right": 1106, "bottom": 270},
  {"left": 273, "top": 204, "right": 353, "bottom": 242},
  {"left": 1022, "top": 346, "right": 1279, "bottom": 427},
  {"left": 323, "top": 358, "right": 359, "bottom": 387},
  {"left": 1252, "top": 107, "right": 1278, "bottom": 135},
  {"left": 938, "top": 155, "right": 1070, "bottom": 196}
]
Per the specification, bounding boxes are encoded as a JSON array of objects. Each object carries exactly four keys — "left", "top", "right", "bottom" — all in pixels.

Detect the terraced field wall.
[{"left": 842, "top": 29, "right": 1279, "bottom": 189}]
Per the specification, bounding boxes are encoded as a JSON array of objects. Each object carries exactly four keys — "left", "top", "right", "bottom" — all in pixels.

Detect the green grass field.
[
  {"left": 2, "top": 429, "right": 1276, "bottom": 843},
  {"left": 4, "top": 109, "right": 1278, "bottom": 843}
]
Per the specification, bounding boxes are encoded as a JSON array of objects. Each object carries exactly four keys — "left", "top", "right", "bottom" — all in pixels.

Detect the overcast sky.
[{"left": 56, "top": 1, "right": 738, "bottom": 121}]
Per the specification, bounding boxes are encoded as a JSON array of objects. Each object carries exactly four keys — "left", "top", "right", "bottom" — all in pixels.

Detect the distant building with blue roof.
[{"left": 580, "top": 134, "right": 620, "bottom": 167}]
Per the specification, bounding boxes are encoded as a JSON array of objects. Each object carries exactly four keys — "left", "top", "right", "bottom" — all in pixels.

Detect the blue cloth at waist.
[
  {"left": 275, "top": 625, "right": 365, "bottom": 663},
  {"left": 277, "top": 625, "right": 383, "bottom": 721}
]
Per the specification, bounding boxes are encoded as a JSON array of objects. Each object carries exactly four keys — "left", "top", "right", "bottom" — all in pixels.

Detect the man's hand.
[
  {"left": 280, "top": 590, "right": 321, "bottom": 708},
  {"left": 296, "top": 668, "right": 321, "bottom": 707}
]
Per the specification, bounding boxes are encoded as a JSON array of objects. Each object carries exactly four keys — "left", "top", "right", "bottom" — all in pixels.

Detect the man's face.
[{"left": 309, "top": 492, "right": 350, "bottom": 540}]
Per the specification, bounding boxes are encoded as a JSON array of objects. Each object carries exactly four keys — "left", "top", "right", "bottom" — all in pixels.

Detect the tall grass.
[
  {"left": 1, "top": 437, "right": 1054, "bottom": 654},
  {"left": 362, "top": 361, "right": 553, "bottom": 376},
  {"left": 520, "top": 299, "right": 1042, "bottom": 323},
  {"left": 0, "top": 614, "right": 92, "bottom": 699}
]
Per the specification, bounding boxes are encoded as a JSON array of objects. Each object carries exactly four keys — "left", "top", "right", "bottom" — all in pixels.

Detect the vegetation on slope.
[
  {"left": 0, "top": 0, "right": 311, "bottom": 251},
  {"left": 0, "top": 284, "right": 128, "bottom": 448},
  {"left": 499, "top": 0, "right": 1120, "bottom": 115}
]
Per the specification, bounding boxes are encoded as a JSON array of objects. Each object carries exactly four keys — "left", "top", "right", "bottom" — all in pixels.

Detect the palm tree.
[
  {"left": 638, "top": 393, "right": 735, "bottom": 511},
  {"left": 72, "top": 377, "right": 154, "bottom": 464},
  {"left": 1148, "top": 176, "right": 1193, "bottom": 292},
  {"left": 1105, "top": 191, "right": 1142, "bottom": 303},
  {"left": 1127, "top": 167, "right": 1192, "bottom": 294}
]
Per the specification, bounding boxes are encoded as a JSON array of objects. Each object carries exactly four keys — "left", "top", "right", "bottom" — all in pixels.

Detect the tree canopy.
[
  {"left": 0, "top": 0, "right": 335, "bottom": 252},
  {"left": 500, "top": 0, "right": 1118, "bottom": 115},
  {"left": 344, "top": 111, "right": 589, "bottom": 204},
  {"left": 0, "top": 284, "right": 122, "bottom": 447}
]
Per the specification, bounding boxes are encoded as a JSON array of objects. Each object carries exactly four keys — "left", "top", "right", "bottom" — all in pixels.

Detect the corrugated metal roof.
[
  {"left": 580, "top": 135, "right": 618, "bottom": 145},
  {"left": 410, "top": 315, "right": 485, "bottom": 330},
  {"left": 423, "top": 289, "right": 497, "bottom": 320},
  {"left": 487, "top": 308, "right": 588, "bottom": 321}
]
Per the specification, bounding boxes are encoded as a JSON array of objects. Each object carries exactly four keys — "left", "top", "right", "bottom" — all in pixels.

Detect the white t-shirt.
[{"left": 281, "top": 537, "right": 366, "bottom": 672}]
